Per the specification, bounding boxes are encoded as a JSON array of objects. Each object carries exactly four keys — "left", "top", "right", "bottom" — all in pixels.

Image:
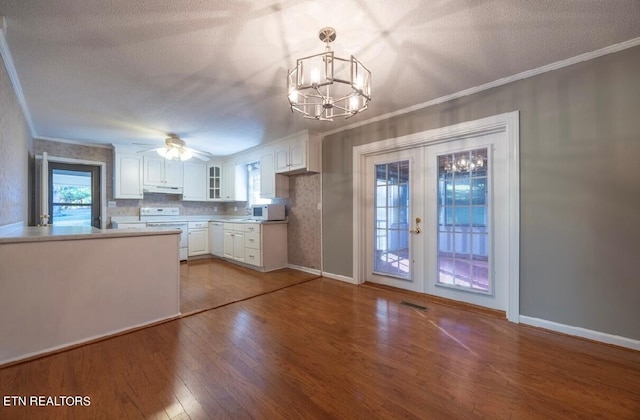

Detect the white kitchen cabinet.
[
  {"left": 188, "top": 221, "right": 209, "bottom": 256},
  {"left": 243, "top": 223, "right": 261, "bottom": 266},
  {"left": 143, "top": 156, "right": 183, "bottom": 189},
  {"left": 207, "top": 164, "right": 223, "bottom": 201},
  {"left": 182, "top": 161, "right": 207, "bottom": 201},
  {"left": 222, "top": 162, "right": 247, "bottom": 201},
  {"left": 113, "top": 151, "right": 143, "bottom": 199},
  {"left": 260, "top": 150, "right": 289, "bottom": 199},
  {"left": 274, "top": 130, "right": 321, "bottom": 174},
  {"left": 223, "top": 222, "right": 287, "bottom": 271},
  {"left": 209, "top": 222, "right": 224, "bottom": 257},
  {"left": 223, "top": 223, "right": 245, "bottom": 261}
]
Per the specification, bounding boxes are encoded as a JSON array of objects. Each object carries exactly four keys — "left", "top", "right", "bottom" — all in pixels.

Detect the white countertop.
[
  {"left": 111, "top": 216, "right": 288, "bottom": 226},
  {"left": 0, "top": 225, "right": 181, "bottom": 244}
]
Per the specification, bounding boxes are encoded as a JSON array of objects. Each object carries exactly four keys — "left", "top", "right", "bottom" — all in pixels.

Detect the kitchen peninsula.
[{"left": 0, "top": 225, "right": 181, "bottom": 365}]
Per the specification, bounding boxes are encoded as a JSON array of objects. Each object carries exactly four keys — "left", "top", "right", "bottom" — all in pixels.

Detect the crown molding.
[
  {"left": 35, "top": 136, "right": 113, "bottom": 149},
  {"left": 322, "top": 37, "right": 640, "bottom": 137},
  {"left": 0, "top": 15, "right": 36, "bottom": 138}
]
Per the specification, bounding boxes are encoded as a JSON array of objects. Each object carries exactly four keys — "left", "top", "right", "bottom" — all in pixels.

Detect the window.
[
  {"left": 246, "top": 162, "right": 271, "bottom": 207},
  {"left": 437, "top": 148, "right": 490, "bottom": 293},
  {"left": 373, "top": 160, "right": 411, "bottom": 278}
]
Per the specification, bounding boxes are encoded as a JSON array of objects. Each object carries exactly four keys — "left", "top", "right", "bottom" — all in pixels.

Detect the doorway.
[
  {"left": 48, "top": 162, "right": 101, "bottom": 228},
  {"left": 364, "top": 149, "right": 424, "bottom": 292},
  {"left": 35, "top": 153, "right": 107, "bottom": 229},
  {"left": 354, "top": 112, "right": 520, "bottom": 321}
]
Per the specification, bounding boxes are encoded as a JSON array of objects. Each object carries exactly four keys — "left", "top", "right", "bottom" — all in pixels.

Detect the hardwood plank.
[
  {"left": 1, "top": 277, "right": 639, "bottom": 419},
  {"left": 180, "top": 258, "right": 318, "bottom": 315}
]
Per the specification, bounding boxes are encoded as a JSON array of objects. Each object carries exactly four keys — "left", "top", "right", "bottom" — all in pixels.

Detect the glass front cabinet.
[{"left": 208, "top": 164, "right": 222, "bottom": 201}]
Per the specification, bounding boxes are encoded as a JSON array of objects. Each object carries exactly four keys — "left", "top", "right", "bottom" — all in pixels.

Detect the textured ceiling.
[{"left": 0, "top": 0, "right": 639, "bottom": 156}]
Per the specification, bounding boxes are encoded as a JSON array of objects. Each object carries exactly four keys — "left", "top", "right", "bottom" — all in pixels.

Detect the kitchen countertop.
[
  {"left": 0, "top": 225, "right": 181, "bottom": 244},
  {"left": 110, "top": 216, "right": 288, "bottom": 226}
]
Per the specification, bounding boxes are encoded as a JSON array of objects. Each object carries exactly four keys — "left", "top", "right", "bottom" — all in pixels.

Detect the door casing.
[
  {"left": 353, "top": 112, "right": 520, "bottom": 322},
  {"left": 37, "top": 154, "right": 107, "bottom": 229}
]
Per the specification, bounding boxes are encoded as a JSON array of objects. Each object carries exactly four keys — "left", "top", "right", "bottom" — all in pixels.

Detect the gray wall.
[
  {"left": 323, "top": 46, "right": 640, "bottom": 340},
  {"left": 0, "top": 53, "right": 32, "bottom": 227}
]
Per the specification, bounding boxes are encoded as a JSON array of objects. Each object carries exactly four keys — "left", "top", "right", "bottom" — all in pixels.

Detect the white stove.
[{"left": 140, "top": 207, "right": 188, "bottom": 261}]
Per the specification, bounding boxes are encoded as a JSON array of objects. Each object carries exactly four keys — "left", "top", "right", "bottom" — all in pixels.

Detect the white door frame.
[
  {"left": 353, "top": 111, "right": 520, "bottom": 322},
  {"left": 36, "top": 154, "right": 107, "bottom": 229}
]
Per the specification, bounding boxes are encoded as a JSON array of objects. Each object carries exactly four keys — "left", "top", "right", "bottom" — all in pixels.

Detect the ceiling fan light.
[
  {"left": 179, "top": 149, "right": 193, "bottom": 161},
  {"left": 157, "top": 148, "right": 168, "bottom": 158}
]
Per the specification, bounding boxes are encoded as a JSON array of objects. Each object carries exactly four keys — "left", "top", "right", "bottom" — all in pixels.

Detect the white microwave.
[{"left": 251, "top": 204, "right": 285, "bottom": 221}]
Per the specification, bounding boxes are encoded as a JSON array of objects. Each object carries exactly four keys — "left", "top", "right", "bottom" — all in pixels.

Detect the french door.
[
  {"left": 365, "top": 131, "right": 509, "bottom": 311},
  {"left": 364, "top": 149, "right": 424, "bottom": 292}
]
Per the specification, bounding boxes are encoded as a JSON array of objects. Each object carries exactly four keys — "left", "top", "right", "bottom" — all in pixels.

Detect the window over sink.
[{"left": 246, "top": 162, "right": 271, "bottom": 207}]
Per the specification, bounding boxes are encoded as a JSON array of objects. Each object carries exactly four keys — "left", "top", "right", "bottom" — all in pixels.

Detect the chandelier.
[
  {"left": 287, "top": 27, "right": 371, "bottom": 121},
  {"left": 441, "top": 151, "right": 486, "bottom": 173}
]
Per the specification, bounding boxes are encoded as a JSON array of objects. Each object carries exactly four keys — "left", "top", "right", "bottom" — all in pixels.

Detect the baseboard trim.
[
  {"left": 322, "top": 271, "right": 357, "bottom": 284},
  {"left": 0, "top": 221, "right": 24, "bottom": 236},
  {"left": 520, "top": 316, "right": 640, "bottom": 351},
  {"left": 0, "top": 313, "right": 181, "bottom": 368},
  {"left": 286, "top": 264, "right": 321, "bottom": 276}
]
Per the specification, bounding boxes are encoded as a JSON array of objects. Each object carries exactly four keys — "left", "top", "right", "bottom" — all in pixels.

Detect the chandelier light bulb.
[
  {"left": 310, "top": 68, "right": 321, "bottom": 84},
  {"left": 349, "top": 95, "right": 359, "bottom": 111},
  {"left": 288, "top": 89, "right": 299, "bottom": 104}
]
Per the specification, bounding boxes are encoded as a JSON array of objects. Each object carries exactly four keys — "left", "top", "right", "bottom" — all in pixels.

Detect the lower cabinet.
[
  {"left": 188, "top": 221, "right": 209, "bottom": 256},
  {"left": 223, "top": 224, "right": 245, "bottom": 262},
  {"left": 223, "top": 222, "right": 287, "bottom": 271}
]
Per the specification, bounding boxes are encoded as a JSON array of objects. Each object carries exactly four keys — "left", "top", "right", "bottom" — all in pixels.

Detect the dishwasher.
[{"left": 209, "top": 222, "right": 224, "bottom": 257}]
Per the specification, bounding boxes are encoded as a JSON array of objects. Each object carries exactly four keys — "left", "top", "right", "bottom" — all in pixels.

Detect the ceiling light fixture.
[
  {"left": 287, "top": 27, "right": 371, "bottom": 121},
  {"left": 157, "top": 135, "right": 194, "bottom": 161},
  {"left": 441, "top": 150, "right": 486, "bottom": 174}
]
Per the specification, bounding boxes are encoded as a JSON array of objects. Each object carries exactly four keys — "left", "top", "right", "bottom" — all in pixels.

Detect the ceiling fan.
[{"left": 137, "top": 134, "right": 211, "bottom": 162}]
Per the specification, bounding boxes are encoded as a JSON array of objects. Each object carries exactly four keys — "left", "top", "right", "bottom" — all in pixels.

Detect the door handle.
[{"left": 409, "top": 217, "right": 422, "bottom": 234}]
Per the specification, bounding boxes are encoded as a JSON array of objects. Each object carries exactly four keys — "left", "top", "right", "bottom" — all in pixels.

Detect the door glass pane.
[
  {"left": 373, "top": 160, "right": 410, "bottom": 279},
  {"left": 437, "top": 148, "right": 490, "bottom": 293},
  {"left": 51, "top": 169, "right": 93, "bottom": 226}
]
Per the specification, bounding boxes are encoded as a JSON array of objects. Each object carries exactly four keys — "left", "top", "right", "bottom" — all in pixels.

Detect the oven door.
[{"left": 146, "top": 223, "right": 188, "bottom": 260}]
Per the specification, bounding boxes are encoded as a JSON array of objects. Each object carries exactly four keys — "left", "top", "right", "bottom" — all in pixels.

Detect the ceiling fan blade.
[
  {"left": 185, "top": 147, "right": 211, "bottom": 160},
  {"left": 136, "top": 147, "right": 161, "bottom": 154}
]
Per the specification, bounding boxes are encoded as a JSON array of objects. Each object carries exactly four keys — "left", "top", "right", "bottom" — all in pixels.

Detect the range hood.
[{"left": 142, "top": 185, "right": 183, "bottom": 194}]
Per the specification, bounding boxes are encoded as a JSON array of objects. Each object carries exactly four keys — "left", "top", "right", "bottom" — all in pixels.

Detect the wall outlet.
[{"left": 108, "top": 201, "right": 117, "bottom": 208}]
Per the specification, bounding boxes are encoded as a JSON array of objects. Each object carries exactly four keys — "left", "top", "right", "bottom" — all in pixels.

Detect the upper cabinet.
[
  {"left": 182, "top": 161, "right": 207, "bottom": 201},
  {"left": 113, "top": 148, "right": 143, "bottom": 199},
  {"left": 274, "top": 130, "right": 321, "bottom": 175},
  {"left": 207, "top": 164, "right": 223, "bottom": 201},
  {"left": 222, "top": 162, "right": 247, "bottom": 201},
  {"left": 143, "top": 156, "right": 183, "bottom": 192},
  {"left": 260, "top": 149, "right": 289, "bottom": 199}
]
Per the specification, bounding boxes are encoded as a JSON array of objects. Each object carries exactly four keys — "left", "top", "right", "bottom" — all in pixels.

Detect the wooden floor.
[
  {"left": 180, "top": 258, "right": 319, "bottom": 315},
  {"left": 1, "top": 277, "right": 639, "bottom": 419}
]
